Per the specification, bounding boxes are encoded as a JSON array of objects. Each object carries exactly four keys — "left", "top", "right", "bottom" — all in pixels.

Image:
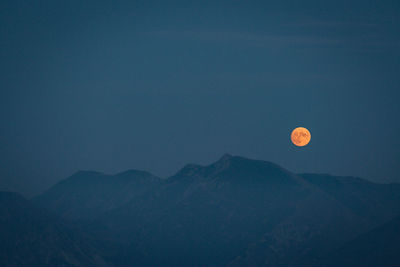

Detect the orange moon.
[{"left": 291, "top": 127, "right": 311, "bottom": 147}]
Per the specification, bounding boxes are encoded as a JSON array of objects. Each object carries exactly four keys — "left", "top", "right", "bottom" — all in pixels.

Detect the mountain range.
[{"left": 1, "top": 154, "right": 400, "bottom": 266}]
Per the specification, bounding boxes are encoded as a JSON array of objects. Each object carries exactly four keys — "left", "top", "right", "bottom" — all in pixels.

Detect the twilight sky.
[{"left": 1, "top": 0, "right": 399, "bottom": 196}]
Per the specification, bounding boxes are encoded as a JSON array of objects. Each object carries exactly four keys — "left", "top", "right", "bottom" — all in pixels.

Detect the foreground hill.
[
  {"left": 0, "top": 192, "right": 109, "bottom": 266},
  {"left": 321, "top": 214, "right": 400, "bottom": 267},
  {"left": 231, "top": 173, "right": 400, "bottom": 266},
  {"left": 31, "top": 154, "right": 400, "bottom": 266}
]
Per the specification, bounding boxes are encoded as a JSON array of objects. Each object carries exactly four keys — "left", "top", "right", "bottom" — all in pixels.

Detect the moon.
[{"left": 291, "top": 127, "right": 311, "bottom": 147}]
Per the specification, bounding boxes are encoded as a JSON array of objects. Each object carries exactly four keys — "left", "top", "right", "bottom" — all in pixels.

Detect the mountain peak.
[
  {"left": 176, "top": 154, "right": 234, "bottom": 176},
  {"left": 209, "top": 153, "right": 236, "bottom": 172},
  {"left": 218, "top": 153, "right": 233, "bottom": 162}
]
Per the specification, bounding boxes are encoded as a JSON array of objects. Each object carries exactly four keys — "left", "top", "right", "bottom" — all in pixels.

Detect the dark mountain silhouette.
[
  {"left": 0, "top": 192, "right": 109, "bottom": 267},
  {"left": 34, "top": 170, "right": 160, "bottom": 221},
  {"left": 300, "top": 173, "right": 400, "bottom": 225},
  {"left": 4, "top": 154, "right": 400, "bottom": 266},
  {"left": 231, "top": 173, "right": 400, "bottom": 266},
  {"left": 321, "top": 214, "right": 400, "bottom": 267}
]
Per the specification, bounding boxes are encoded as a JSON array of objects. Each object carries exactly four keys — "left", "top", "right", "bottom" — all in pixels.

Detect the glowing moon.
[{"left": 291, "top": 127, "right": 311, "bottom": 147}]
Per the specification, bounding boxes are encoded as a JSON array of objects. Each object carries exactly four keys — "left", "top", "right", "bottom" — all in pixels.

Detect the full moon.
[{"left": 291, "top": 127, "right": 311, "bottom": 147}]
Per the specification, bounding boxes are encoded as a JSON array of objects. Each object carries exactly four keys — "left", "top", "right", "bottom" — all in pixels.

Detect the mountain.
[
  {"left": 0, "top": 192, "right": 109, "bottom": 267},
  {"left": 321, "top": 214, "right": 400, "bottom": 267},
  {"left": 32, "top": 154, "right": 400, "bottom": 266},
  {"left": 300, "top": 173, "right": 400, "bottom": 226},
  {"left": 231, "top": 173, "right": 400, "bottom": 266},
  {"left": 34, "top": 170, "right": 160, "bottom": 221}
]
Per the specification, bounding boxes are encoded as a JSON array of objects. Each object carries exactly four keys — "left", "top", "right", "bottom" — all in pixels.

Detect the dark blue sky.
[{"left": 1, "top": 0, "right": 399, "bottom": 196}]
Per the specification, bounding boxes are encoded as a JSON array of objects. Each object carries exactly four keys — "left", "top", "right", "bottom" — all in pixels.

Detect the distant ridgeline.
[{"left": 1, "top": 154, "right": 400, "bottom": 266}]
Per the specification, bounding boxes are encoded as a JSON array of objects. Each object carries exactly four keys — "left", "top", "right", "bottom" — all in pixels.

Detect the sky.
[{"left": 1, "top": 0, "right": 399, "bottom": 197}]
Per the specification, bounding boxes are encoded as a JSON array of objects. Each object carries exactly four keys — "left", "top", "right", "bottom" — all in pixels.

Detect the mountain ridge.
[{"left": 25, "top": 154, "right": 400, "bottom": 266}]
